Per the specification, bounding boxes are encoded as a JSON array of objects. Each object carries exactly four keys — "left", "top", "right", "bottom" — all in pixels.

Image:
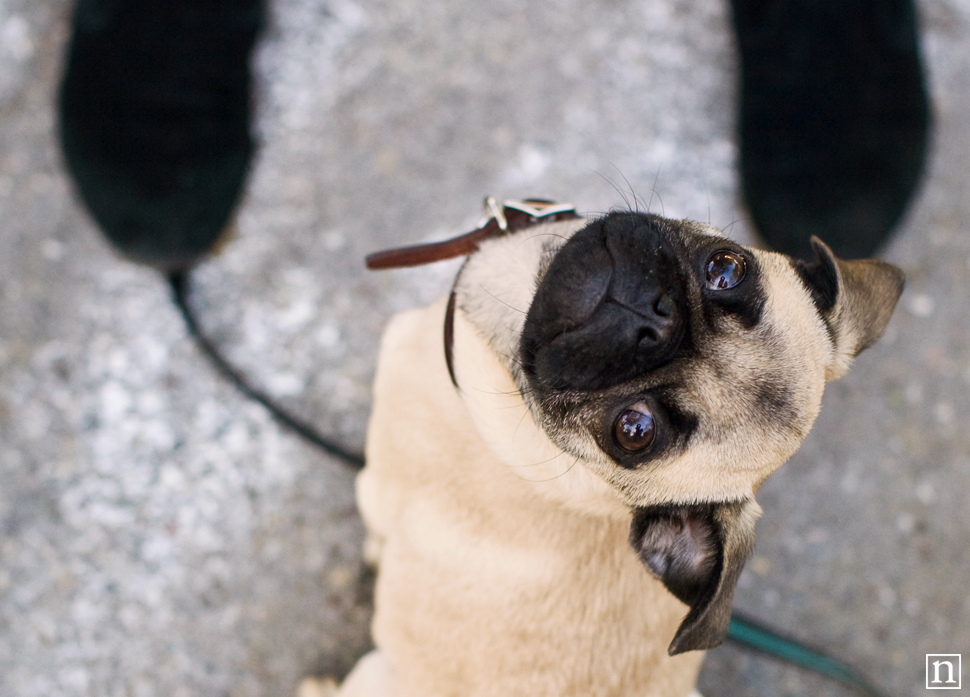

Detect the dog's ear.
[
  {"left": 630, "top": 500, "right": 758, "bottom": 655},
  {"left": 793, "top": 236, "right": 904, "bottom": 381}
]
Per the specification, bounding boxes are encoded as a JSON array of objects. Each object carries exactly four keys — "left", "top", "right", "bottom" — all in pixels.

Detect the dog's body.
[
  {"left": 310, "top": 210, "right": 903, "bottom": 697},
  {"left": 348, "top": 293, "right": 706, "bottom": 696}
]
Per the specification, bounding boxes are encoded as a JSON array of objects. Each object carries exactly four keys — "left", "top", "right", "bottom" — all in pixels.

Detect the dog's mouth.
[{"left": 520, "top": 213, "right": 689, "bottom": 392}]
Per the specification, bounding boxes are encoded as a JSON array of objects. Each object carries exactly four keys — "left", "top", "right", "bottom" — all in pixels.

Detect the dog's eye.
[
  {"left": 613, "top": 402, "right": 656, "bottom": 453},
  {"left": 705, "top": 250, "right": 746, "bottom": 290}
]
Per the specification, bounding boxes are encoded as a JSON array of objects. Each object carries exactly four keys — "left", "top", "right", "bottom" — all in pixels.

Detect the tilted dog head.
[{"left": 448, "top": 210, "right": 903, "bottom": 655}]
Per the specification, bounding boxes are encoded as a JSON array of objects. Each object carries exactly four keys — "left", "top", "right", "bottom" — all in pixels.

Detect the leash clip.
[{"left": 483, "top": 196, "right": 508, "bottom": 231}]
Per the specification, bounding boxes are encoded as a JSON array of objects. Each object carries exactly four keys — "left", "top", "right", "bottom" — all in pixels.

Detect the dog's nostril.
[
  {"left": 637, "top": 326, "right": 660, "bottom": 346},
  {"left": 654, "top": 293, "right": 675, "bottom": 318}
]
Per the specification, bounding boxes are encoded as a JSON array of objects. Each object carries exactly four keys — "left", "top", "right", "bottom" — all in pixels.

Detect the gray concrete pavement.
[{"left": 0, "top": 0, "right": 967, "bottom": 695}]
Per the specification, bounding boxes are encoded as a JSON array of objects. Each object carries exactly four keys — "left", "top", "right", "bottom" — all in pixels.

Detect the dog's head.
[{"left": 448, "top": 210, "right": 903, "bottom": 654}]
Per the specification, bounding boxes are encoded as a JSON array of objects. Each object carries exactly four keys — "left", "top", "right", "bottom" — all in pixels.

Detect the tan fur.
[
  {"left": 310, "top": 213, "right": 902, "bottom": 696},
  {"left": 350, "top": 299, "right": 704, "bottom": 696}
]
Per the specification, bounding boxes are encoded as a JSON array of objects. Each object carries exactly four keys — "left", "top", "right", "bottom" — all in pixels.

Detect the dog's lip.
[
  {"left": 552, "top": 237, "right": 615, "bottom": 336},
  {"left": 525, "top": 226, "right": 615, "bottom": 341}
]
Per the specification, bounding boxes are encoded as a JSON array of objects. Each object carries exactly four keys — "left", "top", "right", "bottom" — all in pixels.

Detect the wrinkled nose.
[
  {"left": 630, "top": 290, "right": 679, "bottom": 349},
  {"left": 521, "top": 214, "right": 687, "bottom": 391}
]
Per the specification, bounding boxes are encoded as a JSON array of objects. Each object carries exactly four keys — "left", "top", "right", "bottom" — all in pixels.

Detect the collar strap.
[
  {"left": 365, "top": 197, "right": 580, "bottom": 269},
  {"left": 366, "top": 197, "right": 581, "bottom": 389}
]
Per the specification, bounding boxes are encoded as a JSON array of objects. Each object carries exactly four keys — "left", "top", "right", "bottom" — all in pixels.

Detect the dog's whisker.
[
  {"left": 464, "top": 376, "right": 532, "bottom": 400},
  {"left": 467, "top": 384, "right": 524, "bottom": 396},
  {"left": 525, "top": 230, "right": 571, "bottom": 243},
  {"left": 609, "top": 164, "right": 646, "bottom": 215},
  {"left": 464, "top": 361, "right": 536, "bottom": 402},
  {"left": 593, "top": 167, "right": 632, "bottom": 212},
  {"left": 512, "top": 453, "right": 579, "bottom": 481},
  {"left": 556, "top": 455, "right": 581, "bottom": 480},
  {"left": 610, "top": 164, "right": 635, "bottom": 211},
  {"left": 499, "top": 352, "right": 535, "bottom": 378},
  {"left": 502, "top": 352, "right": 525, "bottom": 368},
  {"left": 515, "top": 230, "right": 575, "bottom": 261},
  {"left": 720, "top": 215, "right": 753, "bottom": 239},
  {"left": 505, "top": 458, "right": 569, "bottom": 478},
  {"left": 479, "top": 284, "right": 526, "bottom": 314},
  {"left": 467, "top": 387, "right": 528, "bottom": 400},
  {"left": 509, "top": 406, "right": 533, "bottom": 449},
  {"left": 646, "top": 165, "right": 664, "bottom": 215},
  {"left": 502, "top": 448, "right": 569, "bottom": 469}
]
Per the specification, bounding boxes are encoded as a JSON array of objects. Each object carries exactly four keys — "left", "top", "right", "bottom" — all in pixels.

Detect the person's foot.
[
  {"left": 58, "top": 0, "right": 265, "bottom": 271},
  {"left": 731, "top": 0, "right": 930, "bottom": 259}
]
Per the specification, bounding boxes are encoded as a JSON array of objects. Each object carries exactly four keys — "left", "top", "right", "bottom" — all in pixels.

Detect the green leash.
[{"left": 727, "top": 612, "right": 890, "bottom": 697}]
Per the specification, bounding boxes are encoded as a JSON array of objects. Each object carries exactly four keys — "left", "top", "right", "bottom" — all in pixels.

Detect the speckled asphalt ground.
[{"left": 0, "top": 0, "right": 968, "bottom": 695}]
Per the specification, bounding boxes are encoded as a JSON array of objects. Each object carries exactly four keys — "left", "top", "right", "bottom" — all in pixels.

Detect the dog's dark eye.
[
  {"left": 613, "top": 402, "right": 656, "bottom": 453},
  {"left": 705, "top": 250, "right": 746, "bottom": 290}
]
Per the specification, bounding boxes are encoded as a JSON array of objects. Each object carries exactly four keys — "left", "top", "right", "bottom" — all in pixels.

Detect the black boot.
[
  {"left": 58, "top": 0, "right": 265, "bottom": 271},
  {"left": 732, "top": 0, "right": 930, "bottom": 259}
]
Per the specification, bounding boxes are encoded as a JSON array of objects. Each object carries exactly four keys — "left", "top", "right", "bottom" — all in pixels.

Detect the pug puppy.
[{"left": 302, "top": 202, "right": 903, "bottom": 697}]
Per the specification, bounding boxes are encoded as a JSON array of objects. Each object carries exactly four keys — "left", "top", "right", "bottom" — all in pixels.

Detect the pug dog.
[{"left": 300, "top": 200, "right": 904, "bottom": 697}]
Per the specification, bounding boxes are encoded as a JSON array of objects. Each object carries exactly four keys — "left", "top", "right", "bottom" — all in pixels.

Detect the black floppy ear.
[
  {"left": 630, "top": 500, "right": 758, "bottom": 655},
  {"left": 793, "top": 236, "right": 904, "bottom": 380}
]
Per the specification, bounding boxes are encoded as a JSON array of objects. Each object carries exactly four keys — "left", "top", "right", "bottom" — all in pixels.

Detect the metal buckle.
[
  {"left": 478, "top": 196, "right": 576, "bottom": 230},
  {"left": 482, "top": 196, "right": 508, "bottom": 231}
]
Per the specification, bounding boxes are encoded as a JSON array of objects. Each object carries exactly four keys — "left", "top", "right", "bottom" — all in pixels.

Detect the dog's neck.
[{"left": 449, "top": 292, "right": 630, "bottom": 520}]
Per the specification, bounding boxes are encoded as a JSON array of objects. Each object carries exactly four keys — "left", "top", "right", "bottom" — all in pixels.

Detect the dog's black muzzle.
[{"left": 521, "top": 213, "right": 688, "bottom": 392}]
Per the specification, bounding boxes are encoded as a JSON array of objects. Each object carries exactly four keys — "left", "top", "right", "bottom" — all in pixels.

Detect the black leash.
[{"left": 168, "top": 269, "right": 365, "bottom": 469}]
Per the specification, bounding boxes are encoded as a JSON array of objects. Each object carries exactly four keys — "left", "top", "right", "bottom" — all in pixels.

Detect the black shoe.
[
  {"left": 58, "top": 0, "right": 265, "bottom": 271},
  {"left": 731, "top": 0, "right": 930, "bottom": 260}
]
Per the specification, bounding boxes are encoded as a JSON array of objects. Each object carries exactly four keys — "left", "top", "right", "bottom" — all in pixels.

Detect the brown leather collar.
[
  {"left": 366, "top": 197, "right": 582, "bottom": 387},
  {"left": 365, "top": 198, "right": 580, "bottom": 269}
]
